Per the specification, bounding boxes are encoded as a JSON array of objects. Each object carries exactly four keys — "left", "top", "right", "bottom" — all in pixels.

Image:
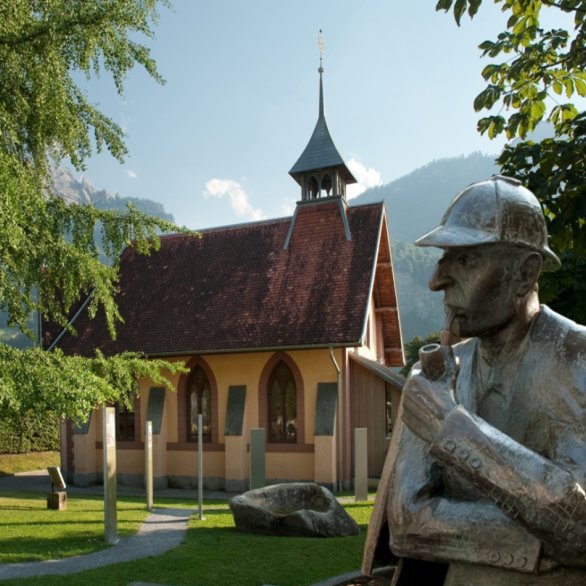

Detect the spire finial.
[
  {"left": 317, "top": 29, "right": 324, "bottom": 74},
  {"left": 317, "top": 30, "right": 325, "bottom": 118}
]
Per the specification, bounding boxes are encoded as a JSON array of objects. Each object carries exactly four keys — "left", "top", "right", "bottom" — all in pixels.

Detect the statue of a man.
[{"left": 365, "top": 176, "right": 586, "bottom": 585}]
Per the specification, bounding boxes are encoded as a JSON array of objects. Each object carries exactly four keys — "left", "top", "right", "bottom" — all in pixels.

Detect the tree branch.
[
  {"left": 0, "top": 9, "right": 135, "bottom": 47},
  {"left": 541, "top": 0, "right": 586, "bottom": 14}
]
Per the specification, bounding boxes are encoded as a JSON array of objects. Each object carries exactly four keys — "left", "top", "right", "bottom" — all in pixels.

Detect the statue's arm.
[
  {"left": 429, "top": 405, "right": 586, "bottom": 566},
  {"left": 387, "top": 413, "right": 543, "bottom": 573}
]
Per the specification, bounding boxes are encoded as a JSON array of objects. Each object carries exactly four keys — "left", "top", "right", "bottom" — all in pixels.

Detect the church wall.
[{"left": 65, "top": 347, "right": 345, "bottom": 490}]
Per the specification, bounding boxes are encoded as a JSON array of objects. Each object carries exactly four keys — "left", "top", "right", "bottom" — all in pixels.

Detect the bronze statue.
[{"left": 364, "top": 176, "right": 586, "bottom": 585}]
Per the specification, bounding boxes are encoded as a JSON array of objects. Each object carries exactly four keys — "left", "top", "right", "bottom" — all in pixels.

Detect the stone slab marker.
[
  {"left": 354, "top": 427, "right": 368, "bottom": 502},
  {"left": 47, "top": 466, "right": 67, "bottom": 510},
  {"left": 102, "top": 406, "right": 118, "bottom": 544},
  {"left": 250, "top": 428, "right": 265, "bottom": 490}
]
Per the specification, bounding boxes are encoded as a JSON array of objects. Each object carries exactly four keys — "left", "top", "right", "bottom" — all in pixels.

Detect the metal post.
[
  {"left": 145, "top": 421, "right": 153, "bottom": 511},
  {"left": 197, "top": 413, "right": 204, "bottom": 520},
  {"left": 102, "top": 406, "right": 118, "bottom": 544}
]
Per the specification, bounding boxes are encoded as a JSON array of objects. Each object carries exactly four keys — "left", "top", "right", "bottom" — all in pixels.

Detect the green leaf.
[
  {"left": 478, "top": 40, "right": 495, "bottom": 51},
  {"left": 550, "top": 105, "right": 562, "bottom": 126},
  {"left": 474, "top": 85, "right": 502, "bottom": 111},
  {"left": 530, "top": 100, "right": 546, "bottom": 123},
  {"left": 435, "top": 0, "right": 454, "bottom": 11},
  {"left": 454, "top": 0, "right": 468, "bottom": 25},
  {"left": 478, "top": 115, "right": 505, "bottom": 138},
  {"left": 561, "top": 103, "right": 578, "bottom": 121},
  {"left": 575, "top": 76, "right": 586, "bottom": 97},
  {"left": 477, "top": 118, "right": 491, "bottom": 135},
  {"left": 468, "top": 0, "right": 482, "bottom": 17},
  {"left": 513, "top": 16, "right": 527, "bottom": 35},
  {"left": 481, "top": 63, "right": 499, "bottom": 81}
]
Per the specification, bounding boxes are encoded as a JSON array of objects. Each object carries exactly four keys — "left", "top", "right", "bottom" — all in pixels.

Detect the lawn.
[
  {"left": 0, "top": 492, "right": 373, "bottom": 586},
  {"left": 0, "top": 452, "right": 60, "bottom": 476},
  {"left": 0, "top": 492, "right": 149, "bottom": 564}
]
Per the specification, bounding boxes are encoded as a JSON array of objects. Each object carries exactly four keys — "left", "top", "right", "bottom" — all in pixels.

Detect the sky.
[{"left": 74, "top": 1, "right": 573, "bottom": 230}]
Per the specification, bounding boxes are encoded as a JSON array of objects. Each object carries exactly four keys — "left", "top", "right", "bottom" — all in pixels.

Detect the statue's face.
[{"left": 429, "top": 245, "right": 521, "bottom": 339}]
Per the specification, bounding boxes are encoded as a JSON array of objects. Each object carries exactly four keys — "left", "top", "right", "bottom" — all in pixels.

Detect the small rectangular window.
[{"left": 116, "top": 403, "right": 135, "bottom": 442}]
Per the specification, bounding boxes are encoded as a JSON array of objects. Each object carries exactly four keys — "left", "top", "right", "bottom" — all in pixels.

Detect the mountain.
[
  {"left": 354, "top": 152, "right": 499, "bottom": 342},
  {"left": 51, "top": 166, "right": 174, "bottom": 222},
  {"left": 355, "top": 151, "right": 499, "bottom": 243}
]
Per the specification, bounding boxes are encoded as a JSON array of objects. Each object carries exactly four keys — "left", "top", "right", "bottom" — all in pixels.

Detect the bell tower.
[{"left": 289, "top": 31, "right": 356, "bottom": 201}]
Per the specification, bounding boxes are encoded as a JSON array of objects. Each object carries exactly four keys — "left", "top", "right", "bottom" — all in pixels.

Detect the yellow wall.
[
  {"left": 167, "top": 449, "right": 225, "bottom": 478},
  {"left": 266, "top": 452, "right": 314, "bottom": 481},
  {"left": 354, "top": 297, "right": 384, "bottom": 364},
  {"left": 71, "top": 348, "right": 344, "bottom": 487},
  {"left": 202, "top": 348, "right": 341, "bottom": 444}
]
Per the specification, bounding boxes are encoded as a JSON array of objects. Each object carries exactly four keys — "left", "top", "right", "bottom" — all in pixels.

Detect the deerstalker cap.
[{"left": 415, "top": 175, "right": 561, "bottom": 271}]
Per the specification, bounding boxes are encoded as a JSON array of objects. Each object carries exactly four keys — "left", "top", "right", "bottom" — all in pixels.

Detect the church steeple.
[{"left": 289, "top": 31, "right": 356, "bottom": 201}]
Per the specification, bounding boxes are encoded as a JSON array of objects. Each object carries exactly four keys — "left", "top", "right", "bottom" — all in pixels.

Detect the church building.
[{"left": 53, "top": 56, "right": 404, "bottom": 492}]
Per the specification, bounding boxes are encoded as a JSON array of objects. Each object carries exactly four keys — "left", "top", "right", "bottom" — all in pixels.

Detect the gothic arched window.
[
  {"left": 267, "top": 360, "right": 297, "bottom": 443},
  {"left": 187, "top": 365, "right": 211, "bottom": 442}
]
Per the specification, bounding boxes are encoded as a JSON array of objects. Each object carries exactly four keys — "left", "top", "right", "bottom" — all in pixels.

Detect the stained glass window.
[
  {"left": 267, "top": 361, "right": 297, "bottom": 443},
  {"left": 187, "top": 365, "right": 211, "bottom": 442}
]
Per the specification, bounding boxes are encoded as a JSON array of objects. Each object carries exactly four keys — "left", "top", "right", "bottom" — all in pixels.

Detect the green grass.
[
  {"left": 0, "top": 495, "right": 373, "bottom": 586},
  {"left": 0, "top": 492, "right": 149, "bottom": 563},
  {"left": 0, "top": 451, "right": 60, "bottom": 476}
]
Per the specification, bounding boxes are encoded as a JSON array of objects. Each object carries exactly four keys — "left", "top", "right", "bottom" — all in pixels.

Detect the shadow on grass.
[
  {"left": 0, "top": 492, "right": 148, "bottom": 564},
  {"left": 0, "top": 534, "right": 111, "bottom": 563}
]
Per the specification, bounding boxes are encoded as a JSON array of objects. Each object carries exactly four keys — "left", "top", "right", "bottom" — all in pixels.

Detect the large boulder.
[{"left": 229, "top": 482, "right": 360, "bottom": 538}]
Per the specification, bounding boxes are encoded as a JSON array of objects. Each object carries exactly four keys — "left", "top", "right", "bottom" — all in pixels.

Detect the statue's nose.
[{"left": 429, "top": 260, "right": 452, "bottom": 291}]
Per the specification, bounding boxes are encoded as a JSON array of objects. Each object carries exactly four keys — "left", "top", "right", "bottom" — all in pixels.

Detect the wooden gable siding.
[
  {"left": 350, "top": 360, "right": 392, "bottom": 478},
  {"left": 372, "top": 215, "right": 404, "bottom": 367}
]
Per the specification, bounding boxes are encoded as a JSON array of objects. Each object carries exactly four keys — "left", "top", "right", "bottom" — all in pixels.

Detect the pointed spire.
[{"left": 289, "top": 30, "right": 356, "bottom": 200}]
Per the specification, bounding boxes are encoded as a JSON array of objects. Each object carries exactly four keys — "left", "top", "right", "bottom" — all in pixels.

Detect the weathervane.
[{"left": 318, "top": 29, "right": 324, "bottom": 73}]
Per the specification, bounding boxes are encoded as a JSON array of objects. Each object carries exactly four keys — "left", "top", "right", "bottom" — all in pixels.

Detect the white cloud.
[
  {"left": 346, "top": 158, "right": 383, "bottom": 200},
  {"left": 204, "top": 178, "right": 265, "bottom": 221},
  {"left": 127, "top": 169, "right": 138, "bottom": 179},
  {"left": 280, "top": 197, "right": 296, "bottom": 216}
]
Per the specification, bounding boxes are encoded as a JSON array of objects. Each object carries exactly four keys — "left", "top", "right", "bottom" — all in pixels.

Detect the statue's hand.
[{"left": 401, "top": 346, "right": 458, "bottom": 444}]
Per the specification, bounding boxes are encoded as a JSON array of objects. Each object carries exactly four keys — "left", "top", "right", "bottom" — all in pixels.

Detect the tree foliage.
[
  {"left": 0, "top": 0, "right": 189, "bottom": 423},
  {"left": 400, "top": 332, "right": 441, "bottom": 377},
  {"left": 436, "top": 0, "right": 586, "bottom": 323},
  {"left": 0, "top": 345, "right": 181, "bottom": 424}
]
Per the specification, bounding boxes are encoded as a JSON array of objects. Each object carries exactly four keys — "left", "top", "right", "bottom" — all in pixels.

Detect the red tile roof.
[{"left": 54, "top": 199, "right": 402, "bottom": 363}]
